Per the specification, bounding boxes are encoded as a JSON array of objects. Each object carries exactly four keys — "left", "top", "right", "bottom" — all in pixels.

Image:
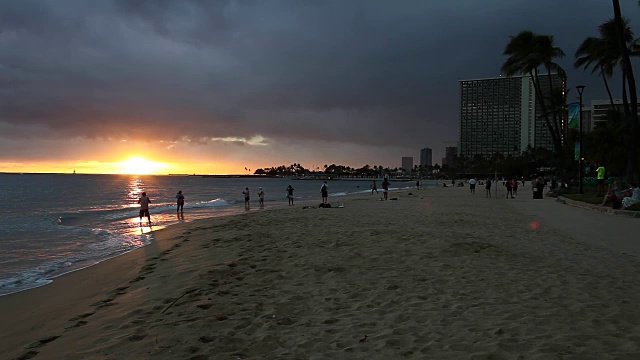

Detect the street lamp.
[{"left": 576, "top": 85, "right": 586, "bottom": 194}]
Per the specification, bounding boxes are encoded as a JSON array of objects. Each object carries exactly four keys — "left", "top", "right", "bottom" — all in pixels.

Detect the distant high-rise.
[
  {"left": 420, "top": 148, "right": 432, "bottom": 168},
  {"left": 458, "top": 74, "right": 566, "bottom": 159},
  {"left": 590, "top": 99, "right": 640, "bottom": 130},
  {"left": 443, "top": 146, "right": 457, "bottom": 166},
  {"left": 401, "top": 157, "right": 413, "bottom": 173}
]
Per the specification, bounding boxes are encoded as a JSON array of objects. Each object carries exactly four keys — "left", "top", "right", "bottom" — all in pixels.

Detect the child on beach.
[{"left": 371, "top": 181, "right": 378, "bottom": 194}]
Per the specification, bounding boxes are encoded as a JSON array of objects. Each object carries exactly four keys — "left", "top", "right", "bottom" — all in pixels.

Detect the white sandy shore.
[{"left": 1, "top": 186, "right": 640, "bottom": 360}]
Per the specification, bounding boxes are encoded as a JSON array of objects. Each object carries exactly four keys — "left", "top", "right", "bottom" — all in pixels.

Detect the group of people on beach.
[
  {"left": 136, "top": 190, "right": 187, "bottom": 226},
  {"left": 370, "top": 179, "right": 390, "bottom": 200},
  {"left": 241, "top": 187, "right": 266, "bottom": 210},
  {"left": 137, "top": 181, "right": 336, "bottom": 224}
]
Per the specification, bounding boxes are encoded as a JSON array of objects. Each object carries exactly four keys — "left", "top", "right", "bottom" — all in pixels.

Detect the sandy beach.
[{"left": 2, "top": 186, "right": 640, "bottom": 360}]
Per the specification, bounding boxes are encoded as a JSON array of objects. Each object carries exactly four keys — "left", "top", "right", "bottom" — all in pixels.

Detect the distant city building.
[
  {"left": 458, "top": 74, "right": 566, "bottom": 159},
  {"left": 443, "top": 146, "right": 457, "bottom": 166},
  {"left": 401, "top": 157, "right": 413, "bottom": 173},
  {"left": 589, "top": 99, "right": 640, "bottom": 130},
  {"left": 419, "top": 148, "right": 432, "bottom": 168}
]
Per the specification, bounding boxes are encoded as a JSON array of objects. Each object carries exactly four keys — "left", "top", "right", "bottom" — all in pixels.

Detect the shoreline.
[
  {"left": 0, "top": 192, "right": 330, "bottom": 298},
  {"left": 3, "top": 186, "right": 639, "bottom": 359}
]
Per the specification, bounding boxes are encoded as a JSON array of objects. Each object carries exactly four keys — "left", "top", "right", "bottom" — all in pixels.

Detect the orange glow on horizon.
[
  {"left": 115, "top": 156, "right": 168, "bottom": 175},
  {"left": 0, "top": 158, "right": 252, "bottom": 175}
]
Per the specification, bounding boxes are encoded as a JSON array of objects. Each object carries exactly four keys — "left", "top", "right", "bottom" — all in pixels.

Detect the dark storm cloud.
[{"left": 0, "top": 0, "right": 634, "bottom": 153}]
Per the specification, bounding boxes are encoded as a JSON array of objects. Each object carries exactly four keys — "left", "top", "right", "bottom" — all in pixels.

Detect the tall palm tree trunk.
[
  {"left": 613, "top": 0, "right": 640, "bottom": 182},
  {"left": 531, "top": 69, "right": 564, "bottom": 172},
  {"left": 531, "top": 70, "right": 562, "bottom": 156},
  {"left": 546, "top": 69, "right": 563, "bottom": 144},
  {"left": 622, "top": 72, "right": 631, "bottom": 118},
  {"left": 600, "top": 65, "right": 615, "bottom": 107}
]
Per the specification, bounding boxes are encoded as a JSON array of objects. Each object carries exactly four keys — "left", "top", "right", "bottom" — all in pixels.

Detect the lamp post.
[{"left": 576, "top": 85, "right": 585, "bottom": 194}]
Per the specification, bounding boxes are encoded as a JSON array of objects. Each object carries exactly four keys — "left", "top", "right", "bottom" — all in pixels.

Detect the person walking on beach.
[
  {"left": 243, "top": 187, "right": 250, "bottom": 210},
  {"left": 469, "top": 178, "right": 477, "bottom": 194},
  {"left": 512, "top": 178, "right": 518, "bottom": 195},
  {"left": 321, "top": 181, "right": 328, "bottom": 204},
  {"left": 371, "top": 180, "right": 378, "bottom": 194},
  {"left": 416, "top": 180, "right": 420, "bottom": 190},
  {"left": 258, "top": 187, "right": 265, "bottom": 208},
  {"left": 382, "top": 178, "right": 390, "bottom": 200},
  {"left": 533, "top": 177, "right": 544, "bottom": 199},
  {"left": 175, "top": 190, "right": 185, "bottom": 213},
  {"left": 485, "top": 178, "right": 492, "bottom": 198},
  {"left": 286, "top": 185, "right": 295, "bottom": 205},
  {"left": 505, "top": 178, "right": 514, "bottom": 199},
  {"left": 138, "top": 192, "right": 151, "bottom": 226},
  {"left": 596, "top": 164, "right": 606, "bottom": 196}
]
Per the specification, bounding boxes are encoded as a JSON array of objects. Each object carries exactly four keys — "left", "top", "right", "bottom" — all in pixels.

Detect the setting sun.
[{"left": 116, "top": 156, "right": 168, "bottom": 175}]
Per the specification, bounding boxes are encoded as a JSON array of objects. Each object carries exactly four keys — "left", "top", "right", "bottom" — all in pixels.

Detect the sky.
[{"left": 0, "top": 0, "right": 637, "bottom": 174}]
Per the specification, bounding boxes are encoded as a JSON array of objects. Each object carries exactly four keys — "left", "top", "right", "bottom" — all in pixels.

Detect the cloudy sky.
[{"left": 0, "top": 0, "right": 637, "bottom": 174}]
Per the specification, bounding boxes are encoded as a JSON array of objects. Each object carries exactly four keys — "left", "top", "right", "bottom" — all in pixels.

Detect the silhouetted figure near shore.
[
  {"left": 176, "top": 190, "right": 185, "bottom": 213},
  {"left": 321, "top": 181, "right": 328, "bottom": 204},
  {"left": 138, "top": 192, "right": 152, "bottom": 226},
  {"left": 258, "top": 187, "right": 265, "bottom": 208},
  {"left": 286, "top": 185, "right": 295, "bottom": 205},
  {"left": 382, "top": 178, "right": 390, "bottom": 200},
  {"left": 243, "top": 187, "right": 250, "bottom": 210}
]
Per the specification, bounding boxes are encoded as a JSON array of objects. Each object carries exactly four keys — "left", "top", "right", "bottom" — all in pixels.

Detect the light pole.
[{"left": 576, "top": 85, "right": 585, "bottom": 194}]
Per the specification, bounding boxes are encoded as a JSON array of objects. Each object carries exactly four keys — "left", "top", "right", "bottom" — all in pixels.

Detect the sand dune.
[{"left": 2, "top": 187, "right": 640, "bottom": 359}]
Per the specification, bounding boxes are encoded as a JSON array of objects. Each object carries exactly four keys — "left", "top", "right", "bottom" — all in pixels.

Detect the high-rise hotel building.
[
  {"left": 420, "top": 148, "right": 432, "bottom": 167},
  {"left": 458, "top": 74, "right": 566, "bottom": 159}
]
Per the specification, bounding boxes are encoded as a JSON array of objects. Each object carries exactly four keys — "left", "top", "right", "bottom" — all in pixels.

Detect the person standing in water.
[
  {"left": 371, "top": 180, "right": 378, "bottom": 194},
  {"left": 175, "top": 190, "right": 185, "bottom": 213},
  {"left": 258, "top": 187, "right": 265, "bottom": 208},
  {"left": 138, "top": 191, "right": 152, "bottom": 226},
  {"left": 243, "top": 187, "right": 250, "bottom": 210},
  {"left": 321, "top": 181, "right": 328, "bottom": 204}
]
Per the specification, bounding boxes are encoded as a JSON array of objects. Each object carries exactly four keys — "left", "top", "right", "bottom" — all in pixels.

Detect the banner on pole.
[
  {"left": 567, "top": 102, "right": 580, "bottom": 129},
  {"left": 574, "top": 142, "right": 580, "bottom": 161}
]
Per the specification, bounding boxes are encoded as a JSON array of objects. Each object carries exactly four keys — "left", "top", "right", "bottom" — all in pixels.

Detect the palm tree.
[
  {"left": 574, "top": 36, "right": 616, "bottom": 107},
  {"left": 501, "top": 31, "right": 565, "bottom": 159},
  {"left": 574, "top": 18, "right": 637, "bottom": 109},
  {"left": 612, "top": 0, "right": 640, "bottom": 182}
]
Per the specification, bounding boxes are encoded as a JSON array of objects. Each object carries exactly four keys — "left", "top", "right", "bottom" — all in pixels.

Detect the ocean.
[{"left": 0, "top": 173, "right": 420, "bottom": 296}]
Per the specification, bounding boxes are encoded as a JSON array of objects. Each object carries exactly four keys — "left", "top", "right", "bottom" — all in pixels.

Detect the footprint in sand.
[
  {"left": 15, "top": 350, "right": 39, "bottom": 360},
  {"left": 129, "top": 275, "right": 146, "bottom": 283},
  {"left": 68, "top": 312, "right": 95, "bottom": 322},
  {"left": 127, "top": 333, "right": 147, "bottom": 342},
  {"left": 25, "top": 335, "right": 60, "bottom": 349},
  {"left": 195, "top": 303, "right": 213, "bottom": 310},
  {"left": 65, "top": 320, "right": 88, "bottom": 329}
]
